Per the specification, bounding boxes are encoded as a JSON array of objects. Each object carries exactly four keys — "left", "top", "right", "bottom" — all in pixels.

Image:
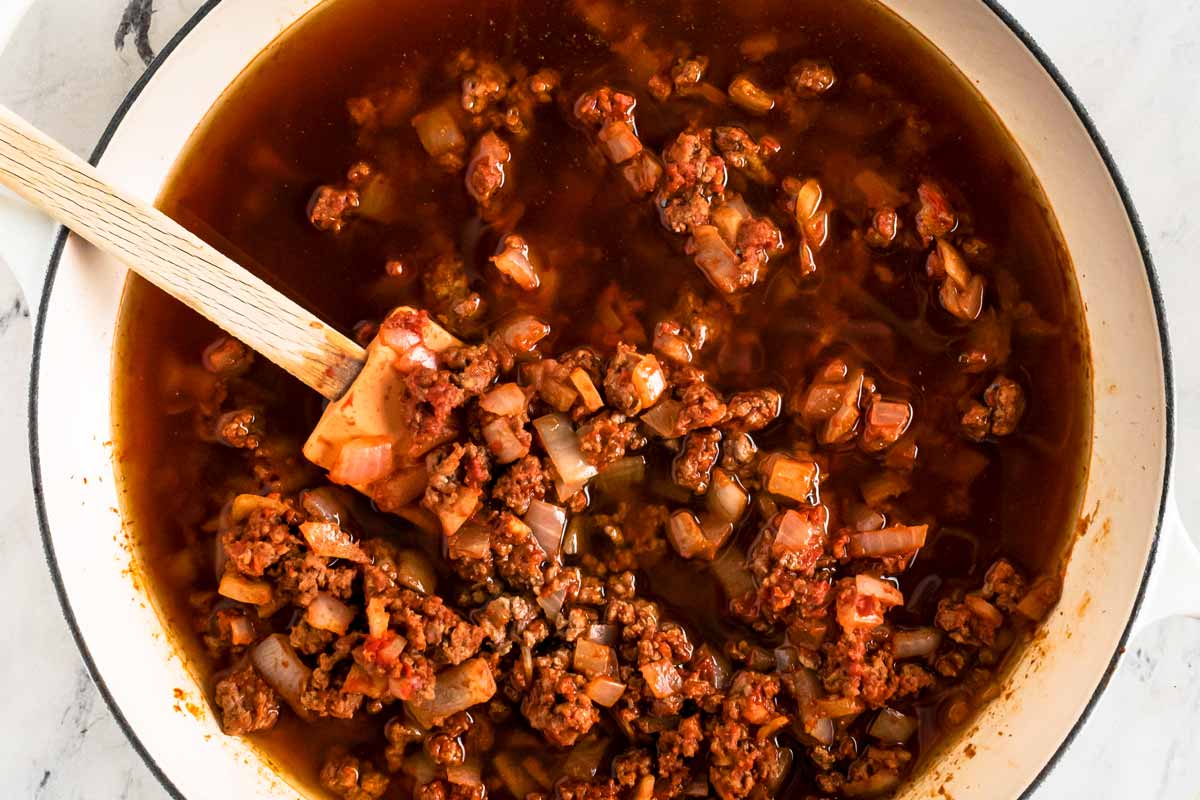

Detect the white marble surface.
[{"left": 0, "top": 1, "right": 1197, "bottom": 798}]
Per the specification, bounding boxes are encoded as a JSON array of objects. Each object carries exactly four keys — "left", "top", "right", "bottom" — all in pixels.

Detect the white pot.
[{"left": 26, "top": 1, "right": 1200, "bottom": 798}]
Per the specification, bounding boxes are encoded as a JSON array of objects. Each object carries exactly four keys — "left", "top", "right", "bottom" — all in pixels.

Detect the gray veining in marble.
[{"left": 0, "top": 1, "right": 1196, "bottom": 798}]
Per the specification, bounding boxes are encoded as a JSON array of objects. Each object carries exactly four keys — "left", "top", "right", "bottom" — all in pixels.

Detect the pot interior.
[{"left": 31, "top": 1, "right": 1167, "bottom": 798}]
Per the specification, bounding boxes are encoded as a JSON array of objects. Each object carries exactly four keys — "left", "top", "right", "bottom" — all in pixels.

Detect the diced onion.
[
  {"left": 815, "top": 695, "right": 865, "bottom": 720},
  {"left": 569, "top": 368, "right": 605, "bottom": 412},
  {"left": 482, "top": 418, "right": 530, "bottom": 464},
  {"left": 593, "top": 456, "right": 646, "bottom": 497},
  {"left": 251, "top": 634, "right": 311, "bottom": 717},
  {"left": 499, "top": 315, "right": 551, "bottom": 354},
  {"left": 448, "top": 523, "right": 492, "bottom": 561},
  {"left": 329, "top": 437, "right": 394, "bottom": 486},
  {"left": 965, "top": 594, "right": 1005, "bottom": 627},
  {"left": 533, "top": 414, "right": 598, "bottom": 496},
  {"left": 707, "top": 469, "right": 748, "bottom": 524},
  {"left": 218, "top": 572, "right": 273, "bottom": 605},
  {"left": 869, "top": 708, "right": 918, "bottom": 743},
  {"left": 447, "top": 757, "right": 484, "bottom": 787},
  {"left": 306, "top": 592, "right": 356, "bottom": 635},
  {"left": 537, "top": 587, "right": 568, "bottom": 620},
  {"left": 667, "top": 510, "right": 711, "bottom": 560},
  {"left": 574, "top": 640, "right": 618, "bottom": 678},
  {"left": 525, "top": 499, "right": 567, "bottom": 559},
  {"left": 299, "top": 521, "right": 369, "bottom": 562},
  {"left": 690, "top": 225, "right": 741, "bottom": 294},
  {"left": 710, "top": 547, "right": 755, "bottom": 601},
  {"left": 405, "top": 658, "right": 497, "bottom": 728},
  {"left": 760, "top": 453, "right": 820, "bottom": 504},
  {"left": 771, "top": 509, "right": 825, "bottom": 558},
  {"left": 584, "top": 676, "right": 626, "bottom": 707},
  {"left": 584, "top": 624, "right": 619, "bottom": 646},
  {"left": 598, "top": 120, "right": 643, "bottom": 164},
  {"left": 640, "top": 660, "right": 683, "bottom": 699},
  {"left": 479, "top": 383, "right": 528, "bottom": 416},
  {"left": 849, "top": 525, "right": 928, "bottom": 558},
  {"left": 640, "top": 399, "right": 683, "bottom": 438},
  {"left": 891, "top": 627, "right": 943, "bottom": 659},
  {"left": 395, "top": 549, "right": 437, "bottom": 595},
  {"left": 412, "top": 105, "right": 465, "bottom": 158},
  {"left": 366, "top": 596, "right": 390, "bottom": 638},
  {"left": 491, "top": 235, "right": 541, "bottom": 291}
]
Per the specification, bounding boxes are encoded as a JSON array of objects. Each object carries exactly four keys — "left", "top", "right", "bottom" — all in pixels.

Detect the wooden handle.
[{"left": 0, "top": 105, "right": 364, "bottom": 400}]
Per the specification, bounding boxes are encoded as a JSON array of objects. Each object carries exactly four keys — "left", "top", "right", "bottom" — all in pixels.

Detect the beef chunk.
[
  {"left": 935, "top": 593, "right": 1004, "bottom": 647},
  {"left": 320, "top": 751, "right": 390, "bottom": 800},
  {"left": 961, "top": 376, "right": 1026, "bottom": 441},
  {"left": 914, "top": 181, "right": 956, "bottom": 244},
  {"left": 578, "top": 411, "right": 647, "bottom": 469},
  {"left": 465, "top": 131, "right": 511, "bottom": 207},
  {"left": 215, "top": 409, "right": 263, "bottom": 449},
  {"left": 520, "top": 652, "right": 599, "bottom": 746},
  {"left": 491, "top": 454, "right": 551, "bottom": 515},
  {"left": 721, "top": 389, "right": 781, "bottom": 433},
  {"left": 574, "top": 87, "right": 638, "bottom": 129},
  {"left": 713, "top": 126, "right": 778, "bottom": 184},
  {"left": 423, "top": 443, "right": 490, "bottom": 536},
  {"left": 673, "top": 429, "right": 722, "bottom": 493},
  {"left": 677, "top": 382, "right": 728, "bottom": 433},
  {"left": 789, "top": 59, "right": 837, "bottom": 96},
  {"left": 708, "top": 717, "right": 789, "bottom": 800},
  {"left": 657, "top": 129, "right": 727, "bottom": 233},
  {"left": 214, "top": 662, "right": 280, "bottom": 735},
  {"left": 221, "top": 495, "right": 302, "bottom": 577},
  {"left": 309, "top": 185, "right": 359, "bottom": 233}
]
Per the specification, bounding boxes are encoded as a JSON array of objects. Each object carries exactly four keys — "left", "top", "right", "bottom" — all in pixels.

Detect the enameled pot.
[{"left": 25, "top": 1, "right": 1200, "bottom": 797}]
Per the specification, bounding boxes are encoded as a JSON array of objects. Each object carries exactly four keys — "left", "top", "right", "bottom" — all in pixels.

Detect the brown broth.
[{"left": 113, "top": 0, "right": 1092, "bottom": 795}]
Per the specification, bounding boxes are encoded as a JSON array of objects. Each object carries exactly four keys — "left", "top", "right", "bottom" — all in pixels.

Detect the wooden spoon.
[{"left": 0, "top": 104, "right": 365, "bottom": 400}]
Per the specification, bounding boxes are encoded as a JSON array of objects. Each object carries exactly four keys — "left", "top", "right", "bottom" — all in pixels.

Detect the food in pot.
[{"left": 114, "top": 0, "right": 1090, "bottom": 797}]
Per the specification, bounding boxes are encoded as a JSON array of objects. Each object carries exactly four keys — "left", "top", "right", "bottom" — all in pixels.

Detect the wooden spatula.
[{"left": 0, "top": 104, "right": 366, "bottom": 400}]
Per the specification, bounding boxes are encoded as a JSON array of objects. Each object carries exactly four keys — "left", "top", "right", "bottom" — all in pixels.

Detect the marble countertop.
[{"left": 0, "top": 1, "right": 1197, "bottom": 798}]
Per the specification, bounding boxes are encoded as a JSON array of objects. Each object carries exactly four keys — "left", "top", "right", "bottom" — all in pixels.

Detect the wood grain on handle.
[{"left": 0, "top": 105, "right": 365, "bottom": 400}]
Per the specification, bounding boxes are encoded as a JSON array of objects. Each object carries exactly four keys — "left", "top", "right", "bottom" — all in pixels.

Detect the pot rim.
[{"left": 25, "top": 1, "right": 1175, "bottom": 798}]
